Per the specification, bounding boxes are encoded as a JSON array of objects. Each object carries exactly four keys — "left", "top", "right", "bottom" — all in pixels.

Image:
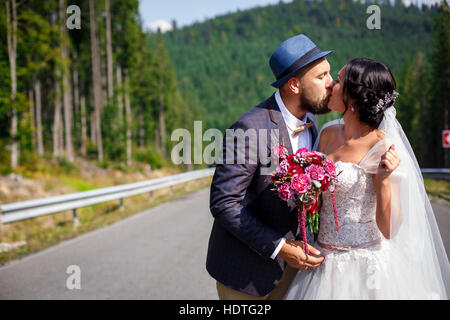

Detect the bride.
[{"left": 284, "top": 58, "right": 449, "bottom": 300}]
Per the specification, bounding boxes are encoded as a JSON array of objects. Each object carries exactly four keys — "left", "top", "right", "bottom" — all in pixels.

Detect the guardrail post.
[
  {"left": 120, "top": 198, "right": 124, "bottom": 210},
  {"left": 149, "top": 191, "right": 154, "bottom": 201},
  {"left": 169, "top": 186, "right": 174, "bottom": 195},
  {"left": 72, "top": 209, "right": 79, "bottom": 228}
]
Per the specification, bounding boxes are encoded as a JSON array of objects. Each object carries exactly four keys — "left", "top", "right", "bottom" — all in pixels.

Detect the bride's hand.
[{"left": 376, "top": 144, "right": 400, "bottom": 181}]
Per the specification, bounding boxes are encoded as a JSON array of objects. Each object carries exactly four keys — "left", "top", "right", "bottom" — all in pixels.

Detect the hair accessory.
[{"left": 374, "top": 90, "right": 399, "bottom": 113}]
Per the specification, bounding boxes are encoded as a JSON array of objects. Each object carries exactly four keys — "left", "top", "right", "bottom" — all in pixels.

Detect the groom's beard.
[{"left": 300, "top": 90, "right": 332, "bottom": 115}]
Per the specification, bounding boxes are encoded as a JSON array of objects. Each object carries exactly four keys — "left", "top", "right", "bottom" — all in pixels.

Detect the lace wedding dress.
[
  {"left": 285, "top": 157, "right": 393, "bottom": 299},
  {"left": 284, "top": 133, "right": 449, "bottom": 300}
]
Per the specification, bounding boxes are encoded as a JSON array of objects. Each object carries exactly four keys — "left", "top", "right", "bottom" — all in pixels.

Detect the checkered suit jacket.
[{"left": 206, "top": 93, "right": 318, "bottom": 296}]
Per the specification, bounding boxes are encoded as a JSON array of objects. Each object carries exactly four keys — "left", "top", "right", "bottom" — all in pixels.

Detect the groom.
[{"left": 206, "top": 34, "right": 334, "bottom": 299}]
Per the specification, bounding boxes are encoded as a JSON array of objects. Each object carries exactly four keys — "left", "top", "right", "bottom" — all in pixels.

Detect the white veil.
[
  {"left": 363, "top": 106, "right": 449, "bottom": 299},
  {"left": 314, "top": 108, "right": 449, "bottom": 299}
]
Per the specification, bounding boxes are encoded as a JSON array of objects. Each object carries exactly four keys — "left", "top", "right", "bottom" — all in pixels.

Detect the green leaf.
[{"left": 312, "top": 180, "right": 321, "bottom": 188}]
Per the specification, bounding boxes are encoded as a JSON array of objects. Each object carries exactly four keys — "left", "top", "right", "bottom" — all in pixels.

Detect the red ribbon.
[
  {"left": 297, "top": 205, "right": 308, "bottom": 255},
  {"left": 331, "top": 191, "right": 340, "bottom": 231}
]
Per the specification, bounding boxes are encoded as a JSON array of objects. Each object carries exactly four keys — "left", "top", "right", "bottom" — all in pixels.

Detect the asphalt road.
[{"left": 0, "top": 188, "right": 448, "bottom": 300}]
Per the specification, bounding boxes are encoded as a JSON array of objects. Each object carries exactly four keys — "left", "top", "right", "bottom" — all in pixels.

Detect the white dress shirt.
[
  {"left": 275, "top": 90, "right": 312, "bottom": 153},
  {"left": 270, "top": 90, "right": 313, "bottom": 259}
]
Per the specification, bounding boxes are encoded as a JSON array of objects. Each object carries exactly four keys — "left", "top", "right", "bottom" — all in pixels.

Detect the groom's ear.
[{"left": 286, "top": 77, "right": 302, "bottom": 95}]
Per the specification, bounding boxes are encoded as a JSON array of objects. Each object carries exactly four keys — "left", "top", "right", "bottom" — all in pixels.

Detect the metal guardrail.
[
  {"left": 0, "top": 168, "right": 215, "bottom": 225},
  {"left": 421, "top": 168, "right": 450, "bottom": 180}
]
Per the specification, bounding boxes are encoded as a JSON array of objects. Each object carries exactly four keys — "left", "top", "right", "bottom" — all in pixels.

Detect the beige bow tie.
[{"left": 292, "top": 122, "right": 315, "bottom": 137}]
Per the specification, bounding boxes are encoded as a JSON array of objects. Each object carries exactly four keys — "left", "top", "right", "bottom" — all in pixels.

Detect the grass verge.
[
  {"left": 424, "top": 178, "right": 450, "bottom": 202},
  {"left": 0, "top": 177, "right": 212, "bottom": 265}
]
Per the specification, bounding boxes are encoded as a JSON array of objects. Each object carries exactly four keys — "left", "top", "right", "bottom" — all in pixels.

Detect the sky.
[
  {"left": 139, "top": 0, "right": 443, "bottom": 33},
  {"left": 139, "top": 0, "right": 291, "bottom": 32}
]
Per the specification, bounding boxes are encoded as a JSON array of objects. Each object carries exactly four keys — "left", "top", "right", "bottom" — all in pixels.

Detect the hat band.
[{"left": 276, "top": 46, "right": 323, "bottom": 80}]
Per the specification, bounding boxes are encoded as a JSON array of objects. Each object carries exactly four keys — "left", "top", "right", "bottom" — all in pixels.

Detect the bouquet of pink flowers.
[{"left": 272, "top": 145, "right": 340, "bottom": 254}]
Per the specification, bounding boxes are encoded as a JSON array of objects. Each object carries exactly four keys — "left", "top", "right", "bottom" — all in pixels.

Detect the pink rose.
[
  {"left": 296, "top": 148, "right": 323, "bottom": 165},
  {"left": 325, "top": 160, "right": 337, "bottom": 178},
  {"left": 291, "top": 173, "right": 312, "bottom": 195},
  {"left": 277, "top": 182, "right": 293, "bottom": 201},
  {"left": 273, "top": 145, "right": 289, "bottom": 160},
  {"left": 276, "top": 159, "right": 290, "bottom": 177},
  {"left": 305, "top": 164, "right": 325, "bottom": 181},
  {"left": 313, "top": 151, "right": 326, "bottom": 158},
  {"left": 295, "top": 148, "right": 311, "bottom": 159}
]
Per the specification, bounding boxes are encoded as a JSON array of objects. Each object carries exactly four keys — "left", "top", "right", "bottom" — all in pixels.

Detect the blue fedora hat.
[{"left": 269, "top": 34, "right": 333, "bottom": 88}]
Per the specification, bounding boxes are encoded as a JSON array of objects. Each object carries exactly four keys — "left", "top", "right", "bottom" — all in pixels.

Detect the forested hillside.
[
  {"left": 0, "top": 0, "right": 200, "bottom": 174},
  {"left": 164, "top": 0, "right": 449, "bottom": 167}
]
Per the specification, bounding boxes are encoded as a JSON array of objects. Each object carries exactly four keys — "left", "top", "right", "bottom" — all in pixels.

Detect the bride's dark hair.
[{"left": 342, "top": 58, "right": 397, "bottom": 128}]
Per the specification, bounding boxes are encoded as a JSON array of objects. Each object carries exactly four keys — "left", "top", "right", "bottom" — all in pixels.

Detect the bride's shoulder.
[
  {"left": 320, "top": 122, "right": 343, "bottom": 140},
  {"left": 375, "top": 128, "right": 386, "bottom": 140},
  {"left": 367, "top": 129, "right": 392, "bottom": 156},
  {"left": 372, "top": 129, "right": 389, "bottom": 148},
  {"left": 318, "top": 122, "right": 343, "bottom": 152}
]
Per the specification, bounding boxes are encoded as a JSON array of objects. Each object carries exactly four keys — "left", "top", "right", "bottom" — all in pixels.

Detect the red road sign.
[{"left": 444, "top": 130, "right": 450, "bottom": 148}]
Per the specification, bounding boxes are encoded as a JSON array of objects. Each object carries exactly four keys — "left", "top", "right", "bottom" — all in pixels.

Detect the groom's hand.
[{"left": 278, "top": 240, "right": 324, "bottom": 270}]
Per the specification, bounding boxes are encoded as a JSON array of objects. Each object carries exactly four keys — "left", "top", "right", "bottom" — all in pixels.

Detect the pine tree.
[
  {"left": 89, "top": 0, "right": 104, "bottom": 162},
  {"left": 6, "top": 0, "right": 18, "bottom": 168},
  {"left": 153, "top": 34, "right": 176, "bottom": 157},
  {"left": 429, "top": 0, "right": 450, "bottom": 167},
  {"left": 396, "top": 52, "right": 429, "bottom": 166},
  {"left": 59, "top": 0, "right": 74, "bottom": 162},
  {"left": 105, "top": 0, "right": 114, "bottom": 104}
]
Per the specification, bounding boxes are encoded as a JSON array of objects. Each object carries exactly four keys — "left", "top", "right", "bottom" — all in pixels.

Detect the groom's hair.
[{"left": 342, "top": 58, "right": 397, "bottom": 128}]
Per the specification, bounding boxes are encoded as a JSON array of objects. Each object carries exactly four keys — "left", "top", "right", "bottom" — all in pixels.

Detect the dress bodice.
[{"left": 318, "top": 161, "right": 383, "bottom": 247}]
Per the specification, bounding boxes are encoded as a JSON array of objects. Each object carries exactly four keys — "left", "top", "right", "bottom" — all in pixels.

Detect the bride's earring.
[{"left": 351, "top": 104, "right": 355, "bottom": 112}]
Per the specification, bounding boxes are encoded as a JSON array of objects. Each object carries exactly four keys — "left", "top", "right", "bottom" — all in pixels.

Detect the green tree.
[
  {"left": 396, "top": 52, "right": 429, "bottom": 166},
  {"left": 428, "top": 0, "right": 450, "bottom": 168}
]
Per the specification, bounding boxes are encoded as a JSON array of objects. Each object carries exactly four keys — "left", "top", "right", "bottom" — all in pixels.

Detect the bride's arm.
[
  {"left": 373, "top": 175, "right": 392, "bottom": 239},
  {"left": 373, "top": 145, "right": 401, "bottom": 239}
]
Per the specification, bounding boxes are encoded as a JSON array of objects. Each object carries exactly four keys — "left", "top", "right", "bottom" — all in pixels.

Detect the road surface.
[{"left": 0, "top": 188, "right": 448, "bottom": 299}]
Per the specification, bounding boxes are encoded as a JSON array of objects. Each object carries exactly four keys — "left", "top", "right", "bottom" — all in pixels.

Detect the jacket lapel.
[{"left": 306, "top": 113, "right": 318, "bottom": 147}]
